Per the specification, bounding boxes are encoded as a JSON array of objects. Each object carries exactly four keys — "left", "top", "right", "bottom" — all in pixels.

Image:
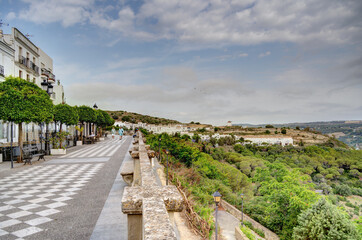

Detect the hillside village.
[{"left": 114, "top": 119, "right": 341, "bottom": 148}]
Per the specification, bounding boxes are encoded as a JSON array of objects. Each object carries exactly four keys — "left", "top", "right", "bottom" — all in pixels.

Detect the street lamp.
[
  {"left": 93, "top": 103, "right": 98, "bottom": 135},
  {"left": 41, "top": 79, "right": 53, "bottom": 155},
  {"left": 240, "top": 193, "right": 244, "bottom": 226},
  {"left": 165, "top": 149, "right": 169, "bottom": 185},
  {"left": 213, "top": 191, "right": 222, "bottom": 240}
]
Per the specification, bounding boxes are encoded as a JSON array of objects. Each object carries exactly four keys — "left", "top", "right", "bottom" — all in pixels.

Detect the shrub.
[
  {"left": 240, "top": 225, "right": 256, "bottom": 240},
  {"left": 265, "top": 125, "right": 274, "bottom": 128},
  {"left": 334, "top": 184, "right": 352, "bottom": 196},
  {"left": 293, "top": 198, "right": 359, "bottom": 240}
]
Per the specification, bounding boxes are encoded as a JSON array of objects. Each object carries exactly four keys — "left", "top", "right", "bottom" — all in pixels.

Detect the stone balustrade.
[{"left": 121, "top": 133, "right": 184, "bottom": 240}]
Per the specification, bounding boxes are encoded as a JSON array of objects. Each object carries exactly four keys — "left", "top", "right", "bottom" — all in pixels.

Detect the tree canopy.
[
  {"left": 54, "top": 103, "right": 79, "bottom": 126},
  {"left": 293, "top": 198, "right": 359, "bottom": 240},
  {"left": 77, "top": 105, "right": 96, "bottom": 123},
  {"left": 0, "top": 77, "right": 53, "bottom": 123}
]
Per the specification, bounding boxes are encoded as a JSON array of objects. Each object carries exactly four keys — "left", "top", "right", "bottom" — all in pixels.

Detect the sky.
[{"left": 1, "top": 0, "right": 361, "bottom": 125}]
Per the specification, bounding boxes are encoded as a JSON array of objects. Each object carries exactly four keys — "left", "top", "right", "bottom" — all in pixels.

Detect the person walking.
[
  {"left": 119, "top": 128, "right": 124, "bottom": 140},
  {"left": 111, "top": 127, "right": 115, "bottom": 139}
]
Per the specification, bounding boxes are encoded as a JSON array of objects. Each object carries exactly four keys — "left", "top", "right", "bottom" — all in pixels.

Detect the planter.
[
  {"left": 99, "top": 137, "right": 105, "bottom": 141},
  {"left": 76, "top": 141, "right": 83, "bottom": 146},
  {"left": 51, "top": 149, "right": 66, "bottom": 155},
  {"left": 0, "top": 154, "right": 2, "bottom": 163}
]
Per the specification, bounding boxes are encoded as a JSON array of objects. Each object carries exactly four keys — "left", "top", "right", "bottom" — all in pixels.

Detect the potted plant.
[
  {"left": 75, "top": 126, "right": 84, "bottom": 146},
  {"left": 50, "top": 132, "right": 69, "bottom": 155}
]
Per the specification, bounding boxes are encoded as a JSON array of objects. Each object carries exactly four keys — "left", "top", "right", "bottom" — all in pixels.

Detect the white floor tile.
[
  {"left": 25, "top": 217, "right": 52, "bottom": 226},
  {"left": 7, "top": 210, "right": 32, "bottom": 219},
  {"left": 45, "top": 202, "right": 67, "bottom": 209},
  {"left": 19, "top": 204, "right": 41, "bottom": 211},
  {"left": 0, "top": 219, "right": 21, "bottom": 228},
  {"left": 12, "top": 226, "right": 43, "bottom": 238},
  {"left": 36, "top": 208, "right": 60, "bottom": 217}
]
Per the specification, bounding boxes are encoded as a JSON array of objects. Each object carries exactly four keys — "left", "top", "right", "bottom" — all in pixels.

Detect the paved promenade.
[{"left": 0, "top": 137, "right": 132, "bottom": 240}]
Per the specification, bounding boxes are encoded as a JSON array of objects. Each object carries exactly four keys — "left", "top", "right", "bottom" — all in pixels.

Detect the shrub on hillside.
[
  {"left": 292, "top": 198, "right": 359, "bottom": 240},
  {"left": 334, "top": 184, "right": 352, "bottom": 196}
]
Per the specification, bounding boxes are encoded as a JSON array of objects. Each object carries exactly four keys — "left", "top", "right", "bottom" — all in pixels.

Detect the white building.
[
  {"left": 243, "top": 136, "right": 293, "bottom": 146},
  {"left": 0, "top": 28, "right": 65, "bottom": 151},
  {"left": 3, "top": 28, "right": 64, "bottom": 104},
  {"left": 0, "top": 30, "right": 15, "bottom": 82}
]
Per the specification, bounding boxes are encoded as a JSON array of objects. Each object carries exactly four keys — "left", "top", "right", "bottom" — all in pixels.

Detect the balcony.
[
  {"left": 48, "top": 73, "right": 55, "bottom": 83},
  {"left": 18, "top": 56, "right": 39, "bottom": 75}
]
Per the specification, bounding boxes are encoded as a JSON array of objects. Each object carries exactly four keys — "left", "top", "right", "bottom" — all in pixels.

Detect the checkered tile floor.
[
  {"left": 59, "top": 138, "right": 126, "bottom": 159},
  {"left": 0, "top": 164, "right": 104, "bottom": 239}
]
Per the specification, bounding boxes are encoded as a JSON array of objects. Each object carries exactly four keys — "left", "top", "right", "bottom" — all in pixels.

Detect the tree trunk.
[
  {"left": 59, "top": 123, "right": 63, "bottom": 149},
  {"left": 80, "top": 123, "right": 84, "bottom": 141},
  {"left": 18, "top": 123, "right": 23, "bottom": 162}
]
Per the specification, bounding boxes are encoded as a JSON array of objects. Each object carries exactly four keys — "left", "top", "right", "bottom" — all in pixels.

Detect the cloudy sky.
[{"left": 1, "top": 0, "right": 361, "bottom": 125}]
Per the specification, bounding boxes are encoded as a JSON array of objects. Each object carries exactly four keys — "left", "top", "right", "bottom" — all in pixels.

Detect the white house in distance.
[{"left": 243, "top": 136, "right": 294, "bottom": 146}]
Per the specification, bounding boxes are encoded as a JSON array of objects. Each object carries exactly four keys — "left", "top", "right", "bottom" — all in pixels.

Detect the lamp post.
[
  {"left": 213, "top": 191, "right": 222, "bottom": 240},
  {"left": 240, "top": 193, "right": 244, "bottom": 226},
  {"left": 10, "top": 122, "right": 13, "bottom": 168},
  {"left": 41, "top": 79, "right": 53, "bottom": 155},
  {"left": 93, "top": 103, "right": 98, "bottom": 135},
  {"left": 166, "top": 149, "right": 169, "bottom": 185}
]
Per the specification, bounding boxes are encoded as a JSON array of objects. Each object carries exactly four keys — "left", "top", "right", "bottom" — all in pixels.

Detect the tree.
[
  {"left": 281, "top": 129, "right": 287, "bottom": 134},
  {"left": 54, "top": 104, "right": 78, "bottom": 132},
  {"left": 0, "top": 77, "right": 53, "bottom": 161},
  {"left": 265, "top": 124, "right": 274, "bottom": 128},
  {"left": 254, "top": 163, "right": 319, "bottom": 239},
  {"left": 53, "top": 104, "right": 78, "bottom": 148},
  {"left": 293, "top": 198, "right": 359, "bottom": 240},
  {"left": 77, "top": 105, "right": 97, "bottom": 140}
]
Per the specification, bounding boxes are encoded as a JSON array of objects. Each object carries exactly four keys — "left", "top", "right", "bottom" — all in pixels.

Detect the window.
[
  {"left": 26, "top": 74, "right": 30, "bottom": 81},
  {"left": 33, "top": 77, "right": 36, "bottom": 83},
  {"left": 19, "top": 70, "right": 22, "bottom": 78}
]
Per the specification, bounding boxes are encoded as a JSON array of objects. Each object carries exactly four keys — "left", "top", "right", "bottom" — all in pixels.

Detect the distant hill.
[
  {"left": 106, "top": 110, "right": 180, "bottom": 125},
  {"left": 235, "top": 121, "right": 362, "bottom": 148}
]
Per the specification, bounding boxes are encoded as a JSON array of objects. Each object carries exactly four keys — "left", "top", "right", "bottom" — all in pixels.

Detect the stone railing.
[
  {"left": 121, "top": 133, "right": 184, "bottom": 240},
  {"left": 221, "top": 200, "right": 279, "bottom": 240}
]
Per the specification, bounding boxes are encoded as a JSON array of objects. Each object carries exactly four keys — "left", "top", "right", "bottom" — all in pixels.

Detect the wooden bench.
[{"left": 23, "top": 145, "right": 45, "bottom": 165}]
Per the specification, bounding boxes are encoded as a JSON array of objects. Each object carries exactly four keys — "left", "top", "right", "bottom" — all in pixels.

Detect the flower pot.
[
  {"left": 51, "top": 149, "right": 66, "bottom": 155},
  {"left": 76, "top": 141, "right": 83, "bottom": 146},
  {"left": 99, "top": 137, "right": 104, "bottom": 141}
]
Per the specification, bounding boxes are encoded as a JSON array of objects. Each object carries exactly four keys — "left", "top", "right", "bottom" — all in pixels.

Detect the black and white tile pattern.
[
  {"left": 0, "top": 164, "right": 104, "bottom": 239},
  {"left": 59, "top": 138, "right": 126, "bottom": 159}
]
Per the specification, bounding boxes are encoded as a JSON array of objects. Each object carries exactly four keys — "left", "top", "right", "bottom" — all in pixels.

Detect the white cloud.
[
  {"left": 6, "top": 12, "right": 16, "bottom": 20},
  {"left": 19, "top": 0, "right": 94, "bottom": 27},
  {"left": 259, "top": 51, "right": 271, "bottom": 58},
  {"left": 15, "top": 0, "right": 362, "bottom": 46},
  {"left": 239, "top": 53, "right": 248, "bottom": 57}
]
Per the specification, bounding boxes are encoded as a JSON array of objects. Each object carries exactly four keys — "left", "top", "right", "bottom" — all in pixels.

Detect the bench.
[
  {"left": 84, "top": 136, "right": 95, "bottom": 144},
  {"left": 23, "top": 145, "right": 45, "bottom": 165}
]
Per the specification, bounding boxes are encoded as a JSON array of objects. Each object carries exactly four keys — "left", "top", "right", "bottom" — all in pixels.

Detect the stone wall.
[
  {"left": 221, "top": 200, "right": 279, "bottom": 240},
  {"left": 235, "top": 227, "right": 249, "bottom": 240},
  {"left": 121, "top": 133, "right": 184, "bottom": 240}
]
